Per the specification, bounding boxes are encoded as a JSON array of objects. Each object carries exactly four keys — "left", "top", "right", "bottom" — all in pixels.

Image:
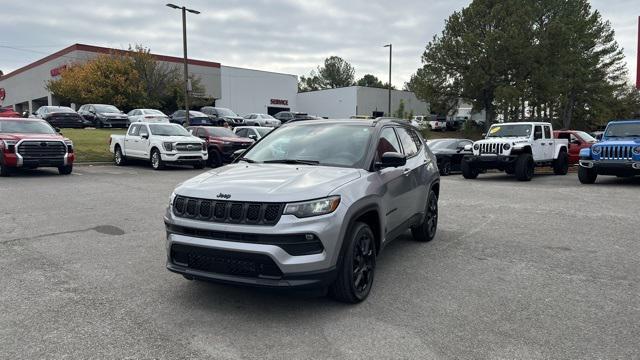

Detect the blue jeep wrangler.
[{"left": 578, "top": 120, "right": 640, "bottom": 184}]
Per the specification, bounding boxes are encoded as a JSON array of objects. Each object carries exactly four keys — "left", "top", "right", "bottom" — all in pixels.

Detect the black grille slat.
[
  {"left": 17, "top": 141, "right": 66, "bottom": 159},
  {"left": 173, "top": 196, "right": 284, "bottom": 225}
]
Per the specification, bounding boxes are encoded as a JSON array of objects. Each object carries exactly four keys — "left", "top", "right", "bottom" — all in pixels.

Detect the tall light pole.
[
  {"left": 383, "top": 44, "right": 392, "bottom": 116},
  {"left": 166, "top": 3, "right": 200, "bottom": 123}
]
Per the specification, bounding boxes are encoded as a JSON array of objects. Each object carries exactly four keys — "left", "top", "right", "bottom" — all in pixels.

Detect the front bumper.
[
  {"left": 463, "top": 154, "right": 517, "bottom": 169},
  {"left": 161, "top": 151, "right": 208, "bottom": 164},
  {"left": 579, "top": 159, "right": 640, "bottom": 175},
  {"left": 164, "top": 202, "right": 347, "bottom": 288}
]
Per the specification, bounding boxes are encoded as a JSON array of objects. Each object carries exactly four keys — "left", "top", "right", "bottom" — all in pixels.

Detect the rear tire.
[
  {"left": 515, "top": 153, "right": 534, "bottom": 181},
  {"left": 439, "top": 160, "right": 451, "bottom": 176},
  {"left": 151, "top": 149, "right": 165, "bottom": 170},
  {"left": 578, "top": 166, "right": 598, "bottom": 184},
  {"left": 329, "top": 222, "right": 376, "bottom": 303},
  {"left": 553, "top": 151, "right": 569, "bottom": 175},
  {"left": 411, "top": 189, "right": 438, "bottom": 242},
  {"left": 58, "top": 165, "right": 73, "bottom": 175},
  {"left": 461, "top": 159, "right": 479, "bottom": 179},
  {"left": 114, "top": 146, "right": 126, "bottom": 166}
]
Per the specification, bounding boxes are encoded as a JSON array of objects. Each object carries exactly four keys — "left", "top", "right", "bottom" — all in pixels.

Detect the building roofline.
[
  {"left": 0, "top": 43, "right": 221, "bottom": 81},
  {"left": 297, "top": 85, "right": 416, "bottom": 95},
  {"left": 221, "top": 65, "right": 297, "bottom": 78}
]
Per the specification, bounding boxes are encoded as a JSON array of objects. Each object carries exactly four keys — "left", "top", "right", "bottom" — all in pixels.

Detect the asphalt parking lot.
[{"left": 1, "top": 165, "right": 639, "bottom": 359}]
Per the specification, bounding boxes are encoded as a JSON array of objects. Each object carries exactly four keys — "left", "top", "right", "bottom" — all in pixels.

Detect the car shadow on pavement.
[{"left": 1, "top": 168, "right": 64, "bottom": 177}]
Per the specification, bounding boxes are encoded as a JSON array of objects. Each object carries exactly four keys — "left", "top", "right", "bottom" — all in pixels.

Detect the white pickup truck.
[
  {"left": 461, "top": 122, "right": 569, "bottom": 181},
  {"left": 109, "top": 122, "right": 208, "bottom": 170}
]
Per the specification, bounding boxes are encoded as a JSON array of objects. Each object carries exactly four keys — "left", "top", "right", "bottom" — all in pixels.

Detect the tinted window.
[
  {"left": 428, "top": 139, "right": 457, "bottom": 150},
  {"left": 410, "top": 130, "right": 423, "bottom": 151},
  {"left": 94, "top": 105, "right": 120, "bottom": 113},
  {"left": 544, "top": 126, "right": 551, "bottom": 139},
  {"left": 149, "top": 124, "right": 190, "bottom": 136},
  {"left": 534, "top": 125, "right": 543, "bottom": 140},
  {"left": 236, "top": 128, "right": 248, "bottom": 137},
  {"left": 377, "top": 127, "right": 401, "bottom": 160},
  {"left": 128, "top": 124, "right": 140, "bottom": 136},
  {"left": 396, "top": 127, "right": 418, "bottom": 157}
]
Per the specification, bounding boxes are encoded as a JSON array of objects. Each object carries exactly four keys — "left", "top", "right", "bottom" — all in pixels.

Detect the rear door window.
[
  {"left": 128, "top": 124, "right": 140, "bottom": 136},
  {"left": 376, "top": 127, "right": 401, "bottom": 160}
]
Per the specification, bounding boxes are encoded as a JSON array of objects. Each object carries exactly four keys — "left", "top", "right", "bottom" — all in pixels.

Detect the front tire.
[
  {"left": 411, "top": 189, "right": 438, "bottom": 242},
  {"left": 151, "top": 149, "right": 165, "bottom": 170},
  {"left": 553, "top": 151, "right": 569, "bottom": 175},
  {"left": 208, "top": 149, "right": 223, "bottom": 168},
  {"left": 0, "top": 160, "right": 12, "bottom": 177},
  {"left": 515, "top": 153, "right": 534, "bottom": 181},
  {"left": 461, "top": 159, "right": 479, "bottom": 179},
  {"left": 578, "top": 166, "right": 598, "bottom": 184},
  {"left": 439, "top": 160, "right": 451, "bottom": 176},
  {"left": 58, "top": 165, "right": 73, "bottom": 175},
  {"left": 329, "top": 222, "right": 376, "bottom": 303}
]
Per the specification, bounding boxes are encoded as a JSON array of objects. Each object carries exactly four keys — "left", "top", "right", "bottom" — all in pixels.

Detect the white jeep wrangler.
[{"left": 461, "top": 122, "right": 569, "bottom": 181}]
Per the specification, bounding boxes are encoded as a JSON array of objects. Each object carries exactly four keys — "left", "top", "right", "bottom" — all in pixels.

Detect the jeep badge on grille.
[{"left": 216, "top": 193, "right": 231, "bottom": 199}]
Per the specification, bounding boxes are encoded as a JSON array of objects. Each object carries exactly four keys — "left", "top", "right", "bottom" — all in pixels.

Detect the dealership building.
[
  {"left": 0, "top": 43, "right": 430, "bottom": 119},
  {"left": 0, "top": 43, "right": 298, "bottom": 116}
]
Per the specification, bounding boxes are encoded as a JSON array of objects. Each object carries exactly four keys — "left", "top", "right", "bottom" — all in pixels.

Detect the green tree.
[
  {"left": 394, "top": 99, "right": 406, "bottom": 118},
  {"left": 298, "top": 56, "right": 355, "bottom": 91},
  {"left": 357, "top": 74, "right": 384, "bottom": 88}
]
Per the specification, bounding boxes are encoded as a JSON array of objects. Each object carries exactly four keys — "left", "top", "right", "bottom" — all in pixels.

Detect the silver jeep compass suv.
[{"left": 165, "top": 119, "right": 440, "bottom": 303}]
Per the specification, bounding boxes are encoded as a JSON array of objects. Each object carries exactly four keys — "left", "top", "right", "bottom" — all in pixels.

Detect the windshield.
[
  {"left": 148, "top": 124, "right": 190, "bottom": 136},
  {"left": 428, "top": 139, "right": 457, "bottom": 150},
  {"left": 604, "top": 123, "right": 640, "bottom": 138},
  {"left": 260, "top": 114, "right": 276, "bottom": 119},
  {"left": 207, "top": 127, "right": 238, "bottom": 137},
  {"left": 94, "top": 105, "right": 120, "bottom": 113},
  {"left": 241, "top": 123, "right": 372, "bottom": 168},
  {"left": 0, "top": 120, "right": 56, "bottom": 134},
  {"left": 216, "top": 108, "right": 238, "bottom": 117},
  {"left": 48, "top": 107, "right": 75, "bottom": 113},
  {"left": 143, "top": 109, "right": 165, "bottom": 115},
  {"left": 575, "top": 131, "right": 597, "bottom": 142},
  {"left": 256, "top": 128, "right": 273, "bottom": 136},
  {"left": 487, "top": 124, "right": 532, "bottom": 138},
  {"left": 189, "top": 111, "right": 208, "bottom": 118}
]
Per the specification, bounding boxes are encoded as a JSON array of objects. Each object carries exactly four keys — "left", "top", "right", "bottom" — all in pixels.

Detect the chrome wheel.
[
  {"left": 114, "top": 148, "right": 123, "bottom": 165},
  {"left": 151, "top": 151, "right": 160, "bottom": 169}
]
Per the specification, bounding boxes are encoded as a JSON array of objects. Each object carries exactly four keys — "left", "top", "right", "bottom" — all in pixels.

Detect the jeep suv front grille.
[
  {"left": 479, "top": 143, "right": 505, "bottom": 155},
  {"left": 173, "top": 196, "right": 284, "bottom": 225},
  {"left": 599, "top": 145, "right": 634, "bottom": 160}
]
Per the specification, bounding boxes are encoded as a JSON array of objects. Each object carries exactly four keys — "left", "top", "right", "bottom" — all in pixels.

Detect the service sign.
[
  {"left": 270, "top": 99, "right": 288, "bottom": 106},
  {"left": 50, "top": 65, "right": 68, "bottom": 77}
]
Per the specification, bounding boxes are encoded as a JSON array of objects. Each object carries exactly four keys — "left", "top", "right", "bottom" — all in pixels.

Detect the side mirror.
[
  {"left": 248, "top": 134, "right": 257, "bottom": 140},
  {"left": 375, "top": 152, "right": 407, "bottom": 169},
  {"left": 55, "top": 127, "right": 61, "bottom": 133},
  {"left": 141, "top": 134, "right": 149, "bottom": 139}
]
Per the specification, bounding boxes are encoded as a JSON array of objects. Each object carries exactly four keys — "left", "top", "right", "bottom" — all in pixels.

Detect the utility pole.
[
  {"left": 167, "top": 3, "right": 200, "bottom": 123},
  {"left": 384, "top": 44, "right": 392, "bottom": 116}
]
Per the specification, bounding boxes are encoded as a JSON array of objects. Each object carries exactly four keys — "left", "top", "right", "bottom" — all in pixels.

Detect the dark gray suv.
[{"left": 165, "top": 118, "right": 440, "bottom": 303}]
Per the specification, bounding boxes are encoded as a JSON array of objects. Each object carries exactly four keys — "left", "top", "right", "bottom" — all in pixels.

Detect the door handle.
[
  {"left": 540, "top": 143, "right": 546, "bottom": 146},
  {"left": 403, "top": 168, "right": 411, "bottom": 176}
]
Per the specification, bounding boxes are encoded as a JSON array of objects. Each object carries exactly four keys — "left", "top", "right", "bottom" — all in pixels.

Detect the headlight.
[
  {"left": 633, "top": 146, "right": 640, "bottom": 155},
  {"left": 503, "top": 143, "right": 511, "bottom": 151},
  {"left": 64, "top": 140, "right": 74, "bottom": 153},
  {"left": 592, "top": 146, "right": 601, "bottom": 154},
  {"left": 284, "top": 196, "right": 341, "bottom": 218},
  {"left": 163, "top": 142, "right": 174, "bottom": 151},
  {"left": 1, "top": 140, "right": 17, "bottom": 153},
  {"left": 473, "top": 144, "right": 479, "bottom": 150}
]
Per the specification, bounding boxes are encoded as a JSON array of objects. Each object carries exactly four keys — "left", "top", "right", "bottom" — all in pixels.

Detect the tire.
[
  {"left": 150, "top": 149, "right": 165, "bottom": 170},
  {"left": 94, "top": 120, "right": 102, "bottom": 129},
  {"left": 193, "top": 161, "right": 205, "bottom": 169},
  {"left": 553, "top": 151, "right": 569, "bottom": 175},
  {"left": 0, "top": 160, "right": 11, "bottom": 177},
  {"left": 58, "top": 165, "right": 73, "bottom": 175},
  {"left": 505, "top": 167, "right": 515, "bottom": 175},
  {"left": 329, "top": 222, "right": 376, "bottom": 303},
  {"left": 208, "top": 149, "right": 223, "bottom": 168},
  {"left": 411, "top": 189, "right": 438, "bottom": 242},
  {"left": 461, "top": 159, "right": 479, "bottom": 179},
  {"left": 515, "top": 153, "right": 534, "bottom": 181},
  {"left": 439, "top": 160, "right": 451, "bottom": 176},
  {"left": 114, "top": 145, "right": 126, "bottom": 166},
  {"left": 578, "top": 166, "right": 598, "bottom": 184}
]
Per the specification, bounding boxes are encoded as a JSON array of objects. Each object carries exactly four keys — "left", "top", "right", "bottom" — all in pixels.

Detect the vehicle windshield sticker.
[{"left": 490, "top": 127, "right": 501, "bottom": 134}]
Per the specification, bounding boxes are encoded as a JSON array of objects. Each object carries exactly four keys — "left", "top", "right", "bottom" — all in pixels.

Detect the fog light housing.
[{"left": 503, "top": 143, "right": 511, "bottom": 151}]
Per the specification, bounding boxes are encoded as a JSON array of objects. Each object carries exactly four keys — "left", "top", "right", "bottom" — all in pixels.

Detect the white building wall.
[
  {"left": 296, "top": 87, "right": 358, "bottom": 118},
  {"left": 218, "top": 66, "right": 298, "bottom": 116},
  {"left": 356, "top": 87, "right": 429, "bottom": 118}
]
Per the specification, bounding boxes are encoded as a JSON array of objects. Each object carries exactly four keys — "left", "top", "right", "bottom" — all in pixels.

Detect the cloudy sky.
[{"left": 1, "top": 0, "right": 638, "bottom": 86}]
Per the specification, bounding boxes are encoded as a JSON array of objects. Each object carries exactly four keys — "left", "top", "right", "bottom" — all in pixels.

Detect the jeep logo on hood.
[{"left": 216, "top": 193, "right": 231, "bottom": 199}]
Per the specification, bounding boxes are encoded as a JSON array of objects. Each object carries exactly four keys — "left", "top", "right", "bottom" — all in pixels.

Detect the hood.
[
  {"left": 599, "top": 139, "right": 640, "bottom": 145},
  {"left": 0, "top": 133, "right": 66, "bottom": 141},
  {"left": 175, "top": 163, "right": 362, "bottom": 202},
  {"left": 477, "top": 136, "right": 529, "bottom": 144},
  {"left": 160, "top": 135, "right": 204, "bottom": 143}
]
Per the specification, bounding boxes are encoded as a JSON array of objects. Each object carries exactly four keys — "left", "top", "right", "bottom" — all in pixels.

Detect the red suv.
[
  {"left": 554, "top": 130, "right": 597, "bottom": 164},
  {"left": 187, "top": 126, "right": 253, "bottom": 167},
  {"left": 0, "top": 117, "right": 75, "bottom": 176},
  {"left": 0, "top": 107, "right": 22, "bottom": 118}
]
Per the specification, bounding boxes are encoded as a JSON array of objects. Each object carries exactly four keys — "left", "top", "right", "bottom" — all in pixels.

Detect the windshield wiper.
[
  {"left": 238, "top": 157, "right": 257, "bottom": 163},
  {"left": 263, "top": 159, "right": 320, "bottom": 165}
]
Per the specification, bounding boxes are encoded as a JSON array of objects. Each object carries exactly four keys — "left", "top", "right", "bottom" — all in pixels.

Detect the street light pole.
[
  {"left": 384, "top": 44, "right": 392, "bottom": 116},
  {"left": 166, "top": 3, "right": 200, "bottom": 124}
]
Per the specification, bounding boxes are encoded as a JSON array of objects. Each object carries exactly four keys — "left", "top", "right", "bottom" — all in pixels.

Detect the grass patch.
[{"left": 62, "top": 128, "right": 126, "bottom": 162}]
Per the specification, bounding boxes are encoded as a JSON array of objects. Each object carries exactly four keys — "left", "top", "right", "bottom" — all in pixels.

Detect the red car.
[
  {"left": 187, "top": 126, "right": 253, "bottom": 167},
  {"left": 0, "top": 117, "right": 75, "bottom": 176},
  {"left": 554, "top": 130, "right": 597, "bottom": 164},
  {"left": 0, "top": 107, "right": 22, "bottom": 118}
]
